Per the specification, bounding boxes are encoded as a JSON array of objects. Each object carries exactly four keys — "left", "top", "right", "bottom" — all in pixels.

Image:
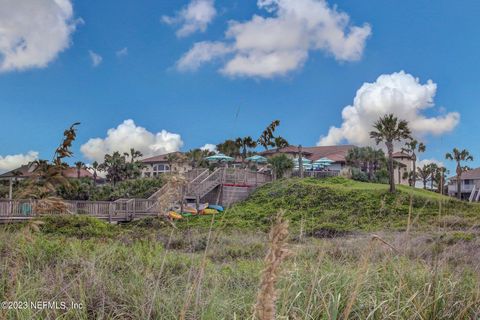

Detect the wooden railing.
[
  {"left": 185, "top": 168, "right": 209, "bottom": 182},
  {"left": 186, "top": 168, "right": 272, "bottom": 198},
  {"left": 0, "top": 168, "right": 272, "bottom": 221},
  {"left": 0, "top": 199, "right": 159, "bottom": 220}
]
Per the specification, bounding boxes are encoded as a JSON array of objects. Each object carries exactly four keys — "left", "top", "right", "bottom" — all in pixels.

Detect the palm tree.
[
  {"left": 267, "top": 154, "right": 293, "bottom": 180},
  {"left": 98, "top": 152, "right": 126, "bottom": 187},
  {"left": 428, "top": 163, "right": 438, "bottom": 190},
  {"left": 165, "top": 153, "right": 187, "bottom": 173},
  {"left": 74, "top": 161, "right": 86, "bottom": 179},
  {"left": 216, "top": 140, "right": 240, "bottom": 158},
  {"left": 402, "top": 139, "right": 426, "bottom": 187},
  {"left": 258, "top": 120, "right": 280, "bottom": 150},
  {"left": 124, "top": 148, "right": 143, "bottom": 163},
  {"left": 90, "top": 161, "right": 99, "bottom": 186},
  {"left": 416, "top": 165, "right": 431, "bottom": 189},
  {"left": 370, "top": 114, "right": 412, "bottom": 193},
  {"left": 445, "top": 148, "right": 474, "bottom": 199},
  {"left": 273, "top": 136, "right": 289, "bottom": 149},
  {"left": 432, "top": 166, "right": 448, "bottom": 194},
  {"left": 235, "top": 136, "right": 257, "bottom": 160}
]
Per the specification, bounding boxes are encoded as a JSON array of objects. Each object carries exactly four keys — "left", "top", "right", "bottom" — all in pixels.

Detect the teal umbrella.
[
  {"left": 245, "top": 155, "right": 268, "bottom": 164},
  {"left": 205, "top": 153, "right": 234, "bottom": 162},
  {"left": 315, "top": 157, "right": 334, "bottom": 164}
]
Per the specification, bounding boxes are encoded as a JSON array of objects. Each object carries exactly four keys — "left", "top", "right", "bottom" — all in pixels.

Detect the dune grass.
[
  {"left": 178, "top": 177, "right": 480, "bottom": 233},
  {"left": 0, "top": 212, "right": 479, "bottom": 319},
  {"left": 1, "top": 177, "right": 480, "bottom": 319}
]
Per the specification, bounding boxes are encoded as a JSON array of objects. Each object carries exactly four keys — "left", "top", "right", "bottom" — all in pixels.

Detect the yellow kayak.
[
  {"left": 183, "top": 207, "right": 198, "bottom": 214},
  {"left": 202, "top": 208, "right": 219, "bottom": 215},
  {"left": 168, "top": 211, "right": 183, "bottom": 220}
]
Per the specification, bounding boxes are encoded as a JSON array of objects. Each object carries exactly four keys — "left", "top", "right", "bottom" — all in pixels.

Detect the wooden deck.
[
  {"left": 0, "top": 198, "right": 159, "bottom": 223},
  {"left": 0, "top": 168, "right": 272, "bottom": 223}
]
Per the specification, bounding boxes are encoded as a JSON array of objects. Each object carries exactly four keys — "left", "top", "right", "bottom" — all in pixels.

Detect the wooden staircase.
[{"left": 468, "top": 185, "right": 480, "bottom": 202}]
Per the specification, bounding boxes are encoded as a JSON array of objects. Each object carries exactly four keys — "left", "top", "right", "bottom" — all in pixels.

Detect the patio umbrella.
[
  {"left": 315, "top": 157, "right": 334, "bottom": 164},
  {"left": 245, "top": 155, "right": 268, "bottom": 164},
  {"left": 204, "top": 153, "right": 234, "bottom": 162}
]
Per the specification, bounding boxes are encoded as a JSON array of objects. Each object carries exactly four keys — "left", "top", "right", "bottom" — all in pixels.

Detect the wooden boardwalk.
[
  {"left": 0, "top": 198, "right": 159, "bottom": 223},
  {"left": 0, "top": 168, "right": 272, "bottom": 223}
]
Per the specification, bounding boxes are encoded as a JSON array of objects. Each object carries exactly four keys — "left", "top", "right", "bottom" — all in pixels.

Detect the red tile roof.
[
  {"left": 392, "top": 151, "right": 411, "bottom": 159},
  {"left": 0, "top": 163, "right": 93, "bottom": 179},
  {"left": 450, "top": 167, "right": 480, "bottom": 180},
  {"left": 140, "top": 152, "right": 182, "bottom": 163}
]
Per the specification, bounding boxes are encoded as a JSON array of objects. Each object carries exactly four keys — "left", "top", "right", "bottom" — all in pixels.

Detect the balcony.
[{"left": 448, "top": 183, "right": 475, "bottom": 193}]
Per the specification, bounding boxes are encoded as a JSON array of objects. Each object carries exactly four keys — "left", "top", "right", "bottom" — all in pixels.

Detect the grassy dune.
[
  {"left": 1, "top": 178, "right": 480, "bottom": 319},
  {"left": 1, "top": 218, "right": 479, "bottom": 319},
  {"left": 185, "top": 177, "right": 480, "bottom": 232}
]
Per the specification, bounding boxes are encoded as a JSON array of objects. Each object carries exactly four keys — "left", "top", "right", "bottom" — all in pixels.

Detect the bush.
[
  {"left": 350, "top": 167, "right": 369, "bottom": 182},
  {"left": 90, "top": 178, "right": 165, "bottom": 201},
  {"left": 56, "top": 177, "right": 165, "bottom": 201},
  {"left": 39, "top": 215, "right": 116, "bottom": 238}
]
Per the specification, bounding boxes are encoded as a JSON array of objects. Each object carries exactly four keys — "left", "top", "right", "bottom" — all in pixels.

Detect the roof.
[
  {"left": 0, "top": 162, "right": 93, "bottom": 179},
  {"left": 62, "top": 168, "right": 94, "bottom": 178},
  {"left": 392, "top": 151, "right": 412, "bottom": 159},
  {"left": 140, "top": 152, "right": 182, "bottom": 163},
  {"left": 450, "top": 167, "right": 480, "bottom": 181},
  {"left": 260, "top": 145, "right": 355, "bottom": 163},
  {"left": 0, "top": 163, "right": 37, "bottom": 178}
]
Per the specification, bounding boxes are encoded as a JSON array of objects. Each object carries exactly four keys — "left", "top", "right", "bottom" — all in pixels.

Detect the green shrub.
[{"left": 39, "top": 215, "right": 116, "bottom": 238}]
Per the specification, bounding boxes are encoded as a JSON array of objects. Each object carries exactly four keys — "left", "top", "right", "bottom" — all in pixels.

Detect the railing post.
[
  {"left": 132, "top": 199, "right": 136, "bottom": 220},
  {"left": 108, "top": 202, "right": 113, "bottom": 223}
]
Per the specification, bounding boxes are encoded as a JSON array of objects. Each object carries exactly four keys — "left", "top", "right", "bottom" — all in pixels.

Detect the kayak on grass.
[
  {"left": 168, "top": 211, "right": 183, "bottom": 220},
  {"left": 202, "top": 208, "right": 219, "bottom": 215},
  {"left": 208, "top": 204, "right": 224, "bottom": 212}
]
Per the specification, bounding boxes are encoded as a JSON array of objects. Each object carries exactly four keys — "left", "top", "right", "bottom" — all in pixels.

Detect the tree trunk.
[
  {"left": 423, "top": 180, "right": 427, "bottom": 189},
  {"left": 387, "top": 142, "right": 395, "bottom": 193},
  {"left": 411, "top": 153, "right": 417, "bottom": 187},
  {"left": 456, "top": 163, "right": 462, "bottom": 200},
  {"left": 298, "top": 145, "right": 304, "bottom": 179}
]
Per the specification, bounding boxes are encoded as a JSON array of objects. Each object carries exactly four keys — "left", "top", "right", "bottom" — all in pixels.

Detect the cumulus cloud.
[
  {"left": 417, "top": 158, "right": 445, "bottom": 168},
  {"left": 88, "top": 50, "right": 102, "bottom": 67},
  {"left": 0, "top": 151, "right": 39, "bottom": 173},
  {"left": 0, "top": 0, "right": 78, "bottom": 72},
  {"left": 80, "top": 120, "right": 184, "bottom": 162},
  {"left": 162, "top": 0, "right": 216, "bottom": 37},
  {"left": 200, "top": 143, "right": 217, "bottom": 152},
  {"left": 177, "top": 0, "right": 371, "bottom": 78},
  {"left": 318, "top": 71, "right": 460, "bottom": 146},
  {"left": 177, "top": 41, "right": 233, "bottom": 71},
  {"left": 116, "top": 47, "right": 128, "bottom": 57}
]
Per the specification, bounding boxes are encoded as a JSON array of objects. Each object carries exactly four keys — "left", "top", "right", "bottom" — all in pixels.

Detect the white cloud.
[
  {"left": 177, "top": 0, "right": 371, "bottom": 78},
  {"left": 318, "top": 71, "right": 460, "bottom": 146},
  {"left": 417, "top": 158, "right": 444, "bottom": 169},
  {"left": 116, "top": 47, "right": 128, "bottom": 57},
  {"left": 200, "top": 143, "right": 217, "bottom": 152},
  {"left": 162, "top": 0, "right": 216, "bottom": 37},
  {"left": 0, "top": 151, "right": 39, "bottom": 173},
  {"left": 177, "top": 41, "right": 233, "bottom": 71},
  {"left": 88, "top": 50, "right": 102, "bottom": 67},
  {"left": 0, "top": 0, "right": 78, "bottom": 72},
  {"left": 80, "top": 120, "right": 184, "bottom": 162}
]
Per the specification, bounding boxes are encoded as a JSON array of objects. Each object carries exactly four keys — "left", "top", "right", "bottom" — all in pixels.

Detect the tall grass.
[{"left": 0, "top": 218, "right": 479, "bottom": 319}]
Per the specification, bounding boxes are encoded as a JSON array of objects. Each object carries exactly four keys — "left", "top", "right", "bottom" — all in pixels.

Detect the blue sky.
[{"left": 0, "top": 0, "right": 479, "bottom": 173}]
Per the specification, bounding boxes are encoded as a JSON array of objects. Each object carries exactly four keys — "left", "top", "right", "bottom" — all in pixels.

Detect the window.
[
  {"left": 152, "top": 163, "right": 170, "bottom": 175},
  {"left": 464, "top": 179, "right": 472, "bottom": 185}
]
